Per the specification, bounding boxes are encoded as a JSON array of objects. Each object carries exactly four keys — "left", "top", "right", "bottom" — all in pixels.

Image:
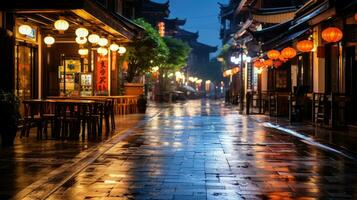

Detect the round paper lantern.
[
  {"left": 232, "top": 67, "right": 239, "bottom": 74},
  {"left": 18, "top": 24, "right": 32, "bottom": 35},
  {"left": 297, "top": 40, "right": 314, "bottom": 52},
  {"left": 274, "top": 60, "right": 283, "bottom": 68},
  {"left": 98, "top": 38, "right": 108, "bottom": 47},
  {"left": 264, "top": 59, "right": 273, "bottom": 67},
  {"left": 88, "top": 34, "right": 100, "bottom": 44},
  {"left": 75, "top": 36, "right": 87, "bottom": 45},
  {"left": 78, "top": 48, "right": 89, "bottom": 56},
  {"left": 281, "top": 47, "right": 296, "bottom": 59},
  {"left": 322, "top": 27, "right": 343, "bottom": 43},
  {"left": 54, "top": 19, "right": 69, "bottom": 33},
  {"left": 44, "top": 35, "right": 55, "bottom": 47},
  {"left": 267, "top": 50, "right": 280, "bottom": 60},
  {"left": 118, "top": 46, "right": 127, "bottom": 54},
  {"left": 110, "top": 43, "right": 119, "bottom": 51},
  {"left": 279, "top": 55, "right": 288, "bottom": 62},
  {"left": 97, "top": 47, "right": 108, "bottom": 56},
  {"left": 75, "top": 27, "right": 89, "bottom": 37},
  {"left": 253, "top": 60, "right": 261, "bottom": 68}
]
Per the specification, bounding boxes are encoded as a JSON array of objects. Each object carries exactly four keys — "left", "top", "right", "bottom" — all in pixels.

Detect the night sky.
[{"left": 153, "top": 0, "right": 228, "bottom": 50}]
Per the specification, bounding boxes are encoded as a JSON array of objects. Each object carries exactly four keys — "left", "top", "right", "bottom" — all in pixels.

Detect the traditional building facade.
[
  {"left": 0, "top": 0, "right": 143, "bottom": 100},
  {"left": 220, "top": 0, "right": 357, "bottom": 128}
]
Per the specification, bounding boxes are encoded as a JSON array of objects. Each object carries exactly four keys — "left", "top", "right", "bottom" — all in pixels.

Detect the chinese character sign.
[{"left": 96, "top": 55, "right": 108, "bottom": 94}]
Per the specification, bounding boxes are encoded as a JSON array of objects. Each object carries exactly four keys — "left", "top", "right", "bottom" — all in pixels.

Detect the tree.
[
  {"left": 126, "top": 18, "right": 169, "bottom": 82},
  {"left": 163, "top": 37, "right": 190, "bottom": 71},
  {"left": 217, "top": 44, "right": 231, "bottom": 70}
]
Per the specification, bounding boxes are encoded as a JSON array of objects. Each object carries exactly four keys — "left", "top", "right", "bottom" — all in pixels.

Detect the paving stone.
[{"left": 2, "top": 100, "right": 357, "bottom": 199}]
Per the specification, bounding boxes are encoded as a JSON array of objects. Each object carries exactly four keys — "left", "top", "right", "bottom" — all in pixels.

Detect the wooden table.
[{"left": 22, "top": 99, "right": 103, "bottom": 140}]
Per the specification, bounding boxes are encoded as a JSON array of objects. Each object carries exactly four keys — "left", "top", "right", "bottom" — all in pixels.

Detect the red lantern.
[
  {"left": 264, "top": 59, "right": 273, "bottom": 67},
  {"left": 281, "top": 47, "right": 296, "bottom": 59},
  {"left": 267, "top": 50, "right": 280, "bottom": 60},
  {"left": 253, "top": 60, "right": 262, "bottom": 68},
  {"left": 296, "top": 40, "right": 314, "bottom": 52},
  {"left": 322, "top": 27, "right": 343, "bottom": 43},
  {"left": 355, "top": 13, "right": 357, "bottom": 22},
  {"left": 279, "top": 55, "right": 288, "bottom": 62},
  {"left": 232, "top": 67, "right": 239, "bottom": 74},
  {"left": 274, "top": 60, "right": 283, "bottom": 68}
]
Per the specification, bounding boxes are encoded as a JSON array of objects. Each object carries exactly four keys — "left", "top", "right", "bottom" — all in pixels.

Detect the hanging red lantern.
[
  {"left": 355, "top": 13, "right": 357, "bottom": 22},
  {"left": 232, "top": 67, "right": 239, "bottom": 74},
  {"left": 278, "top": 55, "right": 288, "bottom": 62},
  {"left": 281, "top": 47, "right": 296, "bottom": 59},
  {"left": 274, "top": 60, "right": 283, "bottom": 68},
  {"left": 267, "top": 50, "right": 280, "bottom": 60},
  {"left": 296, "top": 40, "right": 314, "bottom": 52},
  {"left": 253, "top": 60, "right": 262, "bottom": 68},
  {"left": 322, "top": 27, "right": 343, "bottom": 43},
  {"left": 264, "top": 59, "right": 273, "bottom": 67}
]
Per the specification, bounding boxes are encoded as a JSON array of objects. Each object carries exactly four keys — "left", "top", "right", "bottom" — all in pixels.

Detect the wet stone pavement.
[{"left": 3, "top": 100, "right": 357, "bottom": 200}]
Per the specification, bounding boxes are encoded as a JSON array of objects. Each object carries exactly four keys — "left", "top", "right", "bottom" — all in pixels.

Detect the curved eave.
[
  {"left": 249, "top": 20, "right": 292, "bottom": 40},
  {"left": 253, "top": 10, "right": 295, "bottom": 24},
  {"left": 252, "top": 6, "right": 298, "bottom": 15},
  {"left": 262, "top": 28, "right": 310, "bottom": 51},
  {"left": 1, "top": 0, "right": 144, "bottom": 41}
]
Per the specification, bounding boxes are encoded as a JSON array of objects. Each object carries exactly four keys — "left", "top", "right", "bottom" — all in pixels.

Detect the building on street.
[{"left": 220, "top": 0, "right": 357, "bottom": 128}]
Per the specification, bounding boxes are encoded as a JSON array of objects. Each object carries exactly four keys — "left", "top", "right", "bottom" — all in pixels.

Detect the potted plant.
[
  {"left": 137, "top": 95, "right": 147, "bottom": 113},
  {"left": 0, "top": 91, "right": 20, "bottom": 147}
]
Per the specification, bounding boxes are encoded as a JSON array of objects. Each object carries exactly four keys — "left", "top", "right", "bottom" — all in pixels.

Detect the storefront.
[{"left": 0, "top": 0, "right": 143, "bottom": 101}]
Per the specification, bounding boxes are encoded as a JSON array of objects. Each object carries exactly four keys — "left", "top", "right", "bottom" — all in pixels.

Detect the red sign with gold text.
[{"left": 96, "top": 55, "right": 108, "bottom": 94}]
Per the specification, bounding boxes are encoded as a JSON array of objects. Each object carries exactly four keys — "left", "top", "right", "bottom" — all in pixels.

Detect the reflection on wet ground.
[
  {"left": 41, "top": 100, "right": 357, "bottom": 200},
  {"left": 0, "top": 109, "right": 150, "bottom": 199}
]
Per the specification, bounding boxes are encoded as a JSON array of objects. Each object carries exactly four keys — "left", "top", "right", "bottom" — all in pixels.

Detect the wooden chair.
[{"left": 21, "top": 101, "right": 44, "bottom": 139}]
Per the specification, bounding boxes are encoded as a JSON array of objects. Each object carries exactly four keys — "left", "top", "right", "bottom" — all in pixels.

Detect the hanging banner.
[{"left": 96, "top": 55, "right": 108, "bottom": 95}]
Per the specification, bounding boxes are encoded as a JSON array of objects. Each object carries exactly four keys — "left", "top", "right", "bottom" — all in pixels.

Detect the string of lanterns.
[
  {"left": 18, "top": 18, "right": 127, "bottom": 57},
  {"left": 223, "top": 26, "right": 344, "bottom": 79},
  {"left": 223, "top": 67, "right": 239, "bottom": 77}
]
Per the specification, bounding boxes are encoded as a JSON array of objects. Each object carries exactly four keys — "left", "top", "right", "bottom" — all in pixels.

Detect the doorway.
[{"left": 14, "top": 42, "right": 38, "bottom": 101}]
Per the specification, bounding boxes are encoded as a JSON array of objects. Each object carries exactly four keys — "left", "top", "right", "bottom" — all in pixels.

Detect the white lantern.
[
  {"left": 98, "top": 38, "right": 108, "bottom": 47},
  {"left": 54, "top": 19, "right": 69, "bottom": 33},
  {"left": 75, "top": 36, "right": 87, "bottom": 45},
  {"left": 88, "top": 34, "right": 100, "bottom": 44},
  {"left": 44, "top": 35, "right": 55, "bottom": 47},
  {"left": 18, "top": 24, "right": 32, "bottom": 35},
  {"left": 109, "top": 43, "right": 119, "bottom": 51},
  {"left": 97, "top": 47, "right": 108, "bottom": 56},
  {"left": 78, "top": 48, "right": 89, "bottom": 56},
  {"left": 75, "top": 27, "right": 89, "bottom": 37},
  {"left": 118, "top": 46, "right": 127, "bottom": 54}
]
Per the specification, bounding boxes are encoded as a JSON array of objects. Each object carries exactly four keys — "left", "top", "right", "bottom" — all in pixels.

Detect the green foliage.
[
  {"left": 163, "top": 37, "right": 191, "bottom": 71},
  {"left": 126, "top": 18, "right": 169, "bottom": 82},
  {"left": 217, "top": 44, "right": 231, "bottom": 70}
]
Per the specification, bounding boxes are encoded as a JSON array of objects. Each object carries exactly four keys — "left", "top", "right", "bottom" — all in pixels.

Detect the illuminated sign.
[{"left": 96, "top": 55, "right": 108, "bottom": 94}]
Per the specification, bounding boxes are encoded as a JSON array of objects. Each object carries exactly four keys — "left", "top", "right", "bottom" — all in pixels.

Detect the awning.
[
  {"left": 262, "top": 28, "right": 310, "bottom": 51},
  {"left": 1, "top": 0, "right": 144, "bottom": 41}
]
